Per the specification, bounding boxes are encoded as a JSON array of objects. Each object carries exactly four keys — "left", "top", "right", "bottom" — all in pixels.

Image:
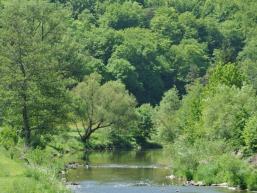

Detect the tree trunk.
[
  {"left": 22, "top": 97, "right": 30, "bottom": 148},
  {"left": 83, "top": 138, "right": 90, "bottom": 165}
]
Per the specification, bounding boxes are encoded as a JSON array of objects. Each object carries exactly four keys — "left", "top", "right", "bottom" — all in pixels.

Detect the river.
[{"left": 67, "top": 149, "right": 249, "bottom": 193}]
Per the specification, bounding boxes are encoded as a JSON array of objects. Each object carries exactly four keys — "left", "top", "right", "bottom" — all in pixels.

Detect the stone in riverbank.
[
  {"left": 211, "top": 183, "right": 228, "bottom": 188},
  {"left": 66, "top": 182, "right": 81, "bottom": 191},
  {"left": 184, "top": 180, "right": 205, "bottom": 186},
  {"left": 166, "top": 175, "right": 176, "bottom": 180},
  {"left": 65, "top": 162, "right": 82, "bottom": 169}
]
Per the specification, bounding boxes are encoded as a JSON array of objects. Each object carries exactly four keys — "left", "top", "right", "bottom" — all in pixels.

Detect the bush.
[
  {"left": 171, "top": 138, "right": 201, "bottom": 180},
  {"left": 0, "top": 127, "right": 18, "bottom": 150},
  {"left": 171, "top": 138, "right": 254, "bottom": 189},
  {"left": 243, "top": 115, "right": 257, "bottom": 153},
  {"left": 247, "top": 171, "right": 257, "bottom": 191},
  {"left": 26, "top": 148, "right": 50, "bottom": 166},
  {"left": 215, "top": 155, "right": 249, "bottom": 189},
  {"left": 195, "top": 163, "right": 219, "bottom": 185},
  {"left": 195, "top": 154, "right": 250, "bottom": 189}
]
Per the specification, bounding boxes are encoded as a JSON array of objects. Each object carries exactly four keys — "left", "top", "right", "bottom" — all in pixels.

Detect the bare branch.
[{"left": 91, "top": 122, "right": 113, "bottom": 133}]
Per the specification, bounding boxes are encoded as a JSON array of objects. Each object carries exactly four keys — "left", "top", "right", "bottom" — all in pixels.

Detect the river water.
[{"left": 67, "top": 150, "right": 249, "bottom": 193}]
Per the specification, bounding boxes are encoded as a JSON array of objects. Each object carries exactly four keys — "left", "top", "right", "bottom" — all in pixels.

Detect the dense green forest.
[{"left": 0, "top": 0, "right": 257, "bottom": 192}]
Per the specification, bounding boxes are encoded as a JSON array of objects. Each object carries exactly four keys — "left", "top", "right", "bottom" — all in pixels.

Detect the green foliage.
[
  {"left": 6, "top": 168, "right": 70, "bottom": 193},
  {"left": 51, "top": 0, "right": 96, "bottom": 18},
  {"left": 0, "top": 0, "right": 257, "bottom": 190},
  {"left": 108, "top": 129, "right": 134, "bottom": 149},
  {"left": 0, "top": 147, "right": 70, "bottom": 193},
  {"left": 170, "top": 39, "right": 209, "bottom": 83},
  {"left": 243, "top": 115, "right": 257, "bottom": 153},
  {"left": 150, "top": 7, "right": 182, "bottom": 43},
  {"left": 0, "top": 0, "right": 71, "bottom": 147},
  {"left": 106, "top": 58, "right": 142, "bottom": 93},
  {"left": 176, "top": 82, "right": 204, "bottom": 143},
  {"left": 195, "top": 154, "right": 249, "bottom": 189},
  {"left": 201, "top": 85, "right": 257, "bottom": 149},
  {"left": 72, "top": 73, "right": 137, "bottom": 144},
  {"left": 111, "top": 28, "right": 172, "bottom": 103},
  {"left": 48, "top": 0, "right": 256, "bottom": 107},
  {"left": 207, "top": 63, "right": 244, "bottom": 89},
  {"left": 79, "top": 27, "right": 123, "bottom": 64},
  {"left": 0, "top": 148, "right": 25, "bottom": 177},
  {"left": 26, "top": 148, "right": 51, "bottom": 166},
  {"left": 0, "top": 128, "right": 18, "bottom": 150},
  {"left": 171, "top": 138, "right": 231, "bottom": 180},
  {"left": 154, "top": 88, "right": 180, "bottom": 142},
  {"left": 133, "top": 104, "right": 154, "bottom": 146},
  {"left": 247, "top": 171, "right": 257, "bottom": 191},
  {"left": 238, "top": 36, "right": 257, "bottom": 90},
  {"left": 100, "top": 2, "right": 144, "bottom": 29}
]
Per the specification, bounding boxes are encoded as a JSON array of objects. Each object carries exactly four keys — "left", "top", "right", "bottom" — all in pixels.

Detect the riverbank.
[
  {"left": 1, "top": 141, "right": 256, "bottom": 193},
  {"left": 0, "top": 146, "right": 78, "bottom": 193}
]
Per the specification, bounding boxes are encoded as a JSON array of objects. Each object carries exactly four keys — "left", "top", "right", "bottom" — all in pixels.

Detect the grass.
[
  {"left": 0, "top": 150, "right": 26, "bottom": 192},
  {"left": 0, "top": 152, "right": 25, "bottom": 177},
  {"left": 0, "top": 148, "right": 71, "bottom": 193}
]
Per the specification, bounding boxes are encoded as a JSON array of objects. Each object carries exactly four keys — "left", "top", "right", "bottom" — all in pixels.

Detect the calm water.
[{"left": 67, "top": 150, "right": 248, "bottom": 193}]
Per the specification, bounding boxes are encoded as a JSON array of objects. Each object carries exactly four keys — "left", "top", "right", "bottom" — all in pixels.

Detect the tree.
[
  {"left": 201, "top": 85, "right": 257, "bottom": 149},
  {"left": 207, "top": 63, "right": 244, "bottom": 90},
  {"left": 110, "top": 28, "right": 172, "bottom": 103},
  {"left": 78, "top": 27, "right": 123, "bottom": 65},
  {"left": 154, "top": 87, "right": 181, "bottom": 142},
  {"left": 218, "top": 20, "right": 245, "bottom": 63},
  {"left": 238, "top": 36, "right": 257, "bottom": 90},
  {"left": 243, "top": 115, "right": 257, "bottom": 153},
  {"left": 169, "top": 0, "right": 203, "bottom": 14},
  {"left": 176, "top": 81, "right": 204, "bottom": 143},
  {"left": 170, "top": 39, "right": 209, "bottom": 87},
  {"left": 106, "top": 58, "right": 143, "bottom": 95},
  {"left": 100, "top": 1, "right": 144, "bottom": 30},
  {"left": 0, "top": 0, "right": 70, "bottom": 147},
  {"left": 150, "top": 7, "right": 183, "bottom": 43},
  {"left": 72, "top": 73, "right": 137, "bottom": 148},
  {"left": 133, "top": 104, "right": 154, "bottom": 146},
  {"left": 196, "top": 17, "right": 223, "bottom": 54},
  {"left": 50, "top": 0, "right": 96, "bottom": 18},
  {"left": 200, "top": 0, "right": 239, "bottom": 21}
]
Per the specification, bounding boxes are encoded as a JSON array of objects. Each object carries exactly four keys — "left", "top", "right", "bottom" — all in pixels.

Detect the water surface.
[{"left": 67, "top": 150, "right": 249, "bottom": 193}]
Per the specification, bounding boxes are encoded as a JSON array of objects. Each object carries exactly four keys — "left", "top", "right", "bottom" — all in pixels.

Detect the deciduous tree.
[
  {"left": 0, "top": 0, "right": 70, "bottom": 147},
  {"left": 72, "top": 73, "right": 137, "bottom": 148}
]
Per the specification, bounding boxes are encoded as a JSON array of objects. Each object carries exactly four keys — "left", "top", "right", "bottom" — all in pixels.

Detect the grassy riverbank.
[
  {"left": 168, "top": 141, "right": 257, "bottom": 191},
  {"left": 0, "top": 146, "right": 77, "bottom": 193}
]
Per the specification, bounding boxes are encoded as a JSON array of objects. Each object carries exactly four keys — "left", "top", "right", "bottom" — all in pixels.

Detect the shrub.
[
  {"left": 195, "top": 163, "right": 219, "bottom": 185},
  {"left": 195, "top": 154, "right": 249, "bottom": 189},
  {"left": 247, "top": 171, "right": 257, "bottom": 191},
  {"left": 26, "top": 148, "right": 50, "bottom": 166},
  {"left": 0, "top": 127, "right": 18, "bottom": 150},
  {"left": 243, "top": 115, "right": 257, "bottom": 153},
  {"left": 21, "top": 165, "right": 70, "bottom": 193}
]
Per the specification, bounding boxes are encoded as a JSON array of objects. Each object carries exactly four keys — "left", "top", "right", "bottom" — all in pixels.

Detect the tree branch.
[
  {"left": 91, "top": 122, "right": 113, "bottom": 133},
  {"left": 74, "top": 121, "right": 83, "bottom": 141}
]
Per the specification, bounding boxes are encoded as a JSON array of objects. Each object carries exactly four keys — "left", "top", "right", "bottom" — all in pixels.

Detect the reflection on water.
[
  {"left": 67, "top": 150, "right": 249, "bottom": 193},
  {"left": 70, "top": 181, "right": 245, "bottom": 193},
  {"left": 68, "top": 167, "right": 171, "bottom": 184},
  {"left": 67, "top": 150, "right": 172, "bottom": 184}
]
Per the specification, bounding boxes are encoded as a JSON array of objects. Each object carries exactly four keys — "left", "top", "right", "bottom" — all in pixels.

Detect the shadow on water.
[{"left": 67, "top": 150, "right": 250, "bottom": 193}]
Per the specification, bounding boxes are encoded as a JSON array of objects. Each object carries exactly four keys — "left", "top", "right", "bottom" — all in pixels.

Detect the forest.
[{"left": 0, "top": 0, "right": 257, "bottom": 192}]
